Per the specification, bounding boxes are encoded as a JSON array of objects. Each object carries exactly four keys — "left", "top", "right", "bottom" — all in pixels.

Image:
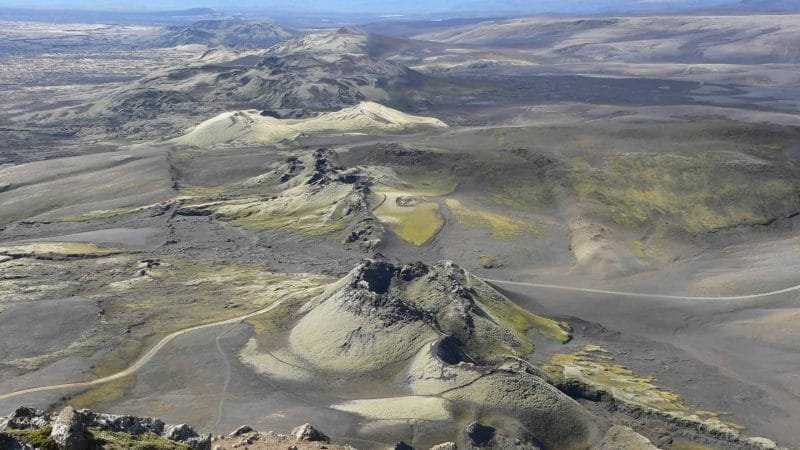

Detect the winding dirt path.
[
  {"left": 0, "top": 300, "right": 285, "bottom": 401},
  {"left": 484, "top": 279, "right": 800, "bottom": 301},
  {"left": 4, "top": 276, "right": 800, "bottom": 402}
]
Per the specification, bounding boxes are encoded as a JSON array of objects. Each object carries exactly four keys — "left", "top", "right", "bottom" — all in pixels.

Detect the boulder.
[
  {"left": 464, "top": 423, "right": 496, "bottom": 447},
  {"left": 599, "top": 425, "right": 658, "bottom": 450},
  {"left": 5, "top": 407, "right": 50, "bottom": 430},
  {"left": 186, "top": 434, "right": 212, "bottom": 450},
  {"left": 50, "top": 406, "right": 89, "bottom": 450},
  {"left": 165, "top": 424, "right": 198, "bottom": 441},
  {"left": 164, "top": 424, "right": 210, "bottom": 450},
  {"left": 79, "top": 410, "right": 165, "bottom": 436},
  {"left": 291, "top": 423, "right": 330, "bottom": 442},
  {"left": 229, "top": 425, "right": 253, "bottom": 436},
  {"left": 430, "top": 443, "right": 457, "bottom": 450},
  {"left": 343, "top": 218, "right": 384, "bottom": 252},
  {"left": 394, "top": 442, "right": 415, "bottom": 450}
]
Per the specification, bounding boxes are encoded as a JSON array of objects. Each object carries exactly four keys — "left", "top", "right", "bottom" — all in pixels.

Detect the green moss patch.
[
  {"left": 90, "top": 429, "right": 189, "bottom": 450},
  {"left": 549, "top": 345, "right": 745, "bottom": 437},
  {"left": 373, "top": 192, "right": 444, "bottom": 245},
  {"left": 445, "top": 199, "right": 542, "bottom": 240},
  {"left": 5, "top": 426, "right": 58, "bottom": 450},
  {"left": 69, "top": 376, "right": 137, "bottom": 410},
  {"left": 570, "top": 151, "right": 800, "bottom": 234}
]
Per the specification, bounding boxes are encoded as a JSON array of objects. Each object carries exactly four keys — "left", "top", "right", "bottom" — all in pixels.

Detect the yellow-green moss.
[
  {"left": 58, "top": 206, "right": 144, "bottom": 222},
  {"left": 390, "top": 170, "right": 458, "bottom": 197},
  {"left": 223, "top": 205, "right": 346, "bottom": 235},
  {"left": 476, "top": 282, "right": 571, "bottom": 345},
  {"left": 445, "top": 199, "right": 542, "bottom": 240},
  {"left": 551, "top": 345, "right": 686, "bottom": 411},
  {"left": 550, "top": 345, "right": 746, "bottom": 437},
  {"left": 374, "top": 193, "right": 444, "bottom": 245},
  {"left": 177, "top": 185, "right": 225, "bottom": 197},
  {"left": 570, "top": 152, "right": 800, "bottom": 234},
  {"left": 667, "top": 443, "right": 719, "bottom": 450},
  {"left": 69, "top": 376, "right": 136, "bottom": 409},
  {"left": 0, "top": 242, "right": 120, "bottom": 257},
  {"left": 90, "top": 429, "right": 189, "bottom": 450},
  {"left": 5, "top": 426, "right": 58, "bottom": 450},
  {"left": 490, "top": 183, "right": 554, "bottom": 211}
]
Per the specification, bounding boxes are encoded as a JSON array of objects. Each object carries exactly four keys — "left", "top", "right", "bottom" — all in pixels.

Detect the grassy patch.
[
  {"left": 89, "top": 258, "right": 330, "bottom": 375},
  {"left": 246, "top": 287, "right": 330, "bottom": 349},
  {"left": 90, "top": 429, "right": 189, "bottom": 450},
  {"left": 569, "top": 152, "right": 800, "bottom": 234},
  {"left": 58, "top": 206, "right": 145, "bottom": 222},
  {"left": 445, "top": 199, "right": 542, "bottom": 240},
  {"left": 626, "top": 239, "right": 670, "bottom": 262},
  {"left": 477, "top": 252, "right": 496, "bottom": 269},
  {"left": 373, "top": 192, "right": 444, "bottom": 245},
  {"left": 5, "top": 426, "right": 58, "bottom": 450},
  {"left": 177, "top": 185, "right": 225, "bottom": 197},
  {"left": 549, "top": 345, "right": 745, "bottom": 437},
  {"left": 1, "top": 249, "right": 329, "bottom": 379},
  {"left": 69, "top": 375, "right": 136, "bottom": 410},
  {"left": 211, "top": 182, "right": 355, "bottom": 236},
  {"left": 490, "top": 183, "right": 554, "bottom": 211},
  {"left": 667, "top": 443, "right": 718, "bottom": 450},
  {"left": 472, "top": 277, "right": 571, "bottom": 346},
  {"left": 0, "top": 242, "right": 120, "bottom": 258},
  {"left": 389, "top": 170, "right": 458, "bottom": 197},
  {"left": 551, "top": 345, "right": 686, "bottom": 411},
  {"left": 223, "top": 204, "right": 347, "bottom": 235}
]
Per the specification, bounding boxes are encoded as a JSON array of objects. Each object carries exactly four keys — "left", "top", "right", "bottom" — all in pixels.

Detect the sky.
[{"left": 0, "top": 0, "right": 743, "bottom": 15}]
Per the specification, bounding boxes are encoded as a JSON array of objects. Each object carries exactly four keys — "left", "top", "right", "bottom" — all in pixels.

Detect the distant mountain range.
[
  {"left": 3, "top": 0, "right": 799, "bottom": 16},
  {"left": 732, "top": 0, "right": 800, "bottom": 12}
]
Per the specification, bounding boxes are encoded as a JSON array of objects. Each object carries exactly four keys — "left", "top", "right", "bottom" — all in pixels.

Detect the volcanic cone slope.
[{"left": 242, "top": 260, "right": 598, "bottom": 449}]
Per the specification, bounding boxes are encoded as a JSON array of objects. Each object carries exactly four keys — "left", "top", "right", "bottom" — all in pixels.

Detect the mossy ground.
[
  {"left": 667, "top": 443, "right": 719, "bottom": 450},
  {"left": 69, "top": 376, "right": 137, "bottom": 410},
  {"left": 445, "top": 199, "right": 542, "bottom": 239},
  {"left": 569, "top": 150, "right": 800, "bottom": 234},
  {"left": 219, "top": 201, "right": 347, "bottom": 235},
  {"left": 373, "top": 191, "right": 445, "bottom": 245},
  {"left": 386, "top": 170, "right": 458, "bottom": 197},
  {"left": 549, "top": 345, "right": 744, "bottom": 437},
  {"left": 489, "top": 182, "right": 554, "bottom": 212},
  {"left": 1, "top": 247, "right": 329, "bottom": 387},
  {"left": 5, "top": 426, "right": 58, "bottom": 450},
  {"left": 550, "top": 345, "right": 687, "bottom": 411},
  {"left": 0, "top": 242, "right": 121, "bottom": 258},
  {"left": 58, "top": 206, "right": 147, "bottom": 222},
  {"left": 90, "top": 429, "right": 189, "bottom": 450},
  {"left": 469, "top": 276, "right": 571, "bottom": 353}
]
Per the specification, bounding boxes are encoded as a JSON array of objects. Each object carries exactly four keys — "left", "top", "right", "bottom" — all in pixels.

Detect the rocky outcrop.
[
  {"left": 291, "top": 423, "right": 330, "bottom": 443},
  {"left": 3, "top": 407, "right": 50, "bottom": 430},
  {"left": 0, "top": 407, "right": 210, "bottom": 450},
  {"left": 430, "top": 443, "right": 457, "bottom": 450},
  {"left": 79, "top": 409, "right": 165, "bottom": 436},
  {"left": 50, "top": 406, "right": 89, "bottom": 450},
  {"left": 343, "top": 217, "right": 384, "bottom": 251},
  {"left": 276, "top": 260, "right": 594, "bottom": 449},
  {"left": 229, "top": 425, "right": 253, "bottom": 436},
  {"left": 464, "top": 422, "right": 495, "bottom": 447},
  {"left": 599, "top": 425, "right": 659, "bottom": 450},
  {"left": 461, "top": 422, "right": 541, "bottom": 450}
]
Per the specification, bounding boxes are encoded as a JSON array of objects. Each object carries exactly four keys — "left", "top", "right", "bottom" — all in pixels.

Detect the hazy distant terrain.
[{"left": 1, "top": 7, "right": 800, "bottom": 450}]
